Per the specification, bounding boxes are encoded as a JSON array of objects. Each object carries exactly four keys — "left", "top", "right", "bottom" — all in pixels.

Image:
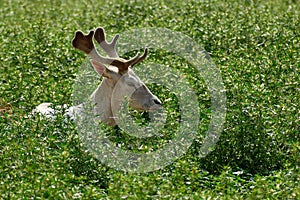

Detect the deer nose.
[{"left": 153, "top": 99, "right": 161, "bottom": 105}]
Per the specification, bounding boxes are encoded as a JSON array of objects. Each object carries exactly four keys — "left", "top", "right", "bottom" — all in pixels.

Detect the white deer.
[{"left": 34, "top": 27, "right": 162, "bottom": 126}]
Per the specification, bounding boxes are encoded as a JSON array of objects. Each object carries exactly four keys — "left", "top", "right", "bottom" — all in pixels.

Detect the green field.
[{"left": 0, "top": 0, "right": 299, "bottom": 199}]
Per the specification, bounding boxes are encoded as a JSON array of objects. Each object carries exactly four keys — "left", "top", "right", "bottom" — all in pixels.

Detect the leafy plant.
[{"left": 0, "top": 0, "right": 299, "bottom": 199}]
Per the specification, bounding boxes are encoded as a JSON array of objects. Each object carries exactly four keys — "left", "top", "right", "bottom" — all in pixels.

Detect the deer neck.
[{"left": 91, "top": 78, "right": 116, "bottom": 126}]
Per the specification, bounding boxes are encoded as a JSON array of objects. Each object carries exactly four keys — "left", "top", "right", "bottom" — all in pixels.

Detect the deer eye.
[
  {"left": 126, "top": 77, "right": 136, "bottom": 87},
  {"left": 127, "top": 82, "right": 135, "bottom": 87}
]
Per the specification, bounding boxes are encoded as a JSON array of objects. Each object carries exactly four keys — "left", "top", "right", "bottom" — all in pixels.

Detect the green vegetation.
[{"left": 0, "top": 0, "right": 299, "bottom": 199}]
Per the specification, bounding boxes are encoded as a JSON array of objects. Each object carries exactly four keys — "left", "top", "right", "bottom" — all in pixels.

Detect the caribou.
[{"left": 34, "top": 27, "right": 162, "bottom": 126}]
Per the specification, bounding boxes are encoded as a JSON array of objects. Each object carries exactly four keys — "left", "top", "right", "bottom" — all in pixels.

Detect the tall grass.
[{"left": 0, "top": 0, "right": 299, "bottom": 198}]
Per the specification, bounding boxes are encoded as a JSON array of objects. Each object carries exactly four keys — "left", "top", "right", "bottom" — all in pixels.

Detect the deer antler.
[
  {"left": 93, "top": 27, "right": 148, "bottom": 69},
  {"left": 72, "top": 30, "right": 95, "bottom": 55},
  {"left": 131, "top": 48, "right": 148, "bottom": 67},
  {"left": 94, "top": 27, "right": 119, "bottom": 58},
  {"left": 72, "top": 28, "right": 148, "bottom": 73}
]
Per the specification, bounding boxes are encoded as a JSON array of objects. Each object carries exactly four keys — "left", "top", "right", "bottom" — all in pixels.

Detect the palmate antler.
[{"left": 72, "top": 27, "right": 148, "bottom": 73}]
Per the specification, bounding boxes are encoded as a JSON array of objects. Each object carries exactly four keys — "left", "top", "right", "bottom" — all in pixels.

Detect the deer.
[{"left": 34, "top": 27, "right": 162, "bottom": 126}]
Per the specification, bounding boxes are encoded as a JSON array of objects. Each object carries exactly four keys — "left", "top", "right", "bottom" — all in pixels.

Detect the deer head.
[{"left": 72, "top": 27, "right": 162, "bottom": 126}]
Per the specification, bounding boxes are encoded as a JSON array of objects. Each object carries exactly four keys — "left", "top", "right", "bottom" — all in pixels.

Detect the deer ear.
[{"left": 90, "top": 60, "right": 111, "bottom": 78}]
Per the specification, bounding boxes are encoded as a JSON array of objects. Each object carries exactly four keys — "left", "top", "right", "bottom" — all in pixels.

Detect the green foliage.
[{"left": 0, "top": 0, "right": 299, "bottom": 199}]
